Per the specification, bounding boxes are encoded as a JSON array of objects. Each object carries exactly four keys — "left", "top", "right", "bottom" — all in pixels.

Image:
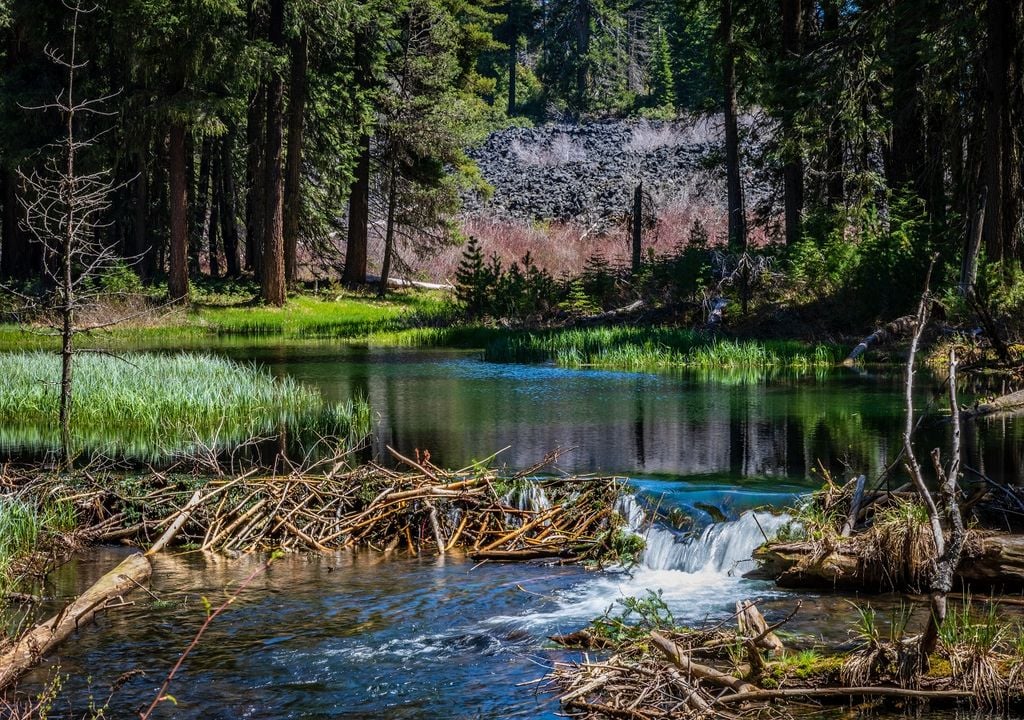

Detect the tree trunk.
[
  {"left": 168, "top": 123, "right": 190, "bottom": 302},
  {"left": 343, "top": 133, "right": 371, "bottom": 286},
  {"left": 1, "top": 167, "right": 32, "bottom": 279},
  {"left": 722, "top": 0, "right": 746, "bottom": 252},
  {"left": 209, "top": 144, "right": 222, "bottom": 280},
  {"left": 220, "top": 129, "right": 241, "bottom": 277},
  {"left": 378, "top": 160, "right": 399, "bottom": 299},
  {"left": 631, "top": 182, "right": 642, "bottom": 273},
  {"left": 131, "top": 150, "right": 152, "bottom": 279},
  {"left": 246, "top": 83, "right": 266, "bottom": 274},
  {"left": 284, "top": 29, "right": 308, "bottom": 286},
  {"left": 261, "top": 0, "right": 286, "bottom": 306},
  {"left": 822, "top": 1, "right": 844, "bottom": 209},
  {"left": 194, "top": 136, "right": 214, "bottom": 275},
  {"left": 982, "top": 0, "right": 1022, "bottom": 263},
  {"left": 507, "top": 37, "right": 517, "bottom": 116},
  {"left": 781, "top": 0, "right": 803, "bottom": 246}
]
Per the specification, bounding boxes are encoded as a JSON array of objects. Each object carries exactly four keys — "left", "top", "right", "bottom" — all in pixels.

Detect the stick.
[{"left": 147, "top": 489, "right": 203, "bottom": 555}]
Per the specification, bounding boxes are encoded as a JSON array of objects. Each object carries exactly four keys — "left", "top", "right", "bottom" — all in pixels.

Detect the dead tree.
[
  {"left": 900, "top": 264, "right": 966, "bottom": 660},
  {"left": 16, "top": 1, "right": 129, "bottom": 460}
]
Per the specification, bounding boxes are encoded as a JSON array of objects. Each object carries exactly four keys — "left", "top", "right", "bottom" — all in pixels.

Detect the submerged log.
[
  {"left": 750, "top": 533, "right": 1024, "bottom": 591},
  {"left": 0, "top": 552, "right": 152, "bottom": 690}
]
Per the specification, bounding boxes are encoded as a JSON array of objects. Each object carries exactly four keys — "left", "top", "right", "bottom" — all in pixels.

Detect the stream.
[{"left": 13, "top": 345, "right": 1024, "bottom": 717}]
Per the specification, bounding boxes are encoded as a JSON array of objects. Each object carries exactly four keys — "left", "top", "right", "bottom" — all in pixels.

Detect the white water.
[{"left": 493, "top": 495, "right": 790, "bottom": 631}]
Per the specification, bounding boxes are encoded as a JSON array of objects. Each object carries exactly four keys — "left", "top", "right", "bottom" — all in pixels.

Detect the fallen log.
[
  {"left": 962, "top": 389, "right": 1024, "bottom": 419},
  {"left": 0, "top": 552, "right": 152, "bottom": 690},
  {"left": 735, "top": 600, "right": 784, "bottom": 656},
  {"left": 714, "top": 686, "right": 974, "bottom": 706},
  {"left": 650, "top": 632, "right": 757, "bottom": 694},
  {"left": 843, "top": 315, "right": 915, "bottom": 364},
  {"left": 749, "top": 533, "right": 1024, "bottom": 591}
]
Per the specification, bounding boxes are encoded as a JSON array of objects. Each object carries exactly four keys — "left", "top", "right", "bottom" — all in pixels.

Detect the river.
[{"left": 14, "top": 345, "right": 1024, "bottom": 717}]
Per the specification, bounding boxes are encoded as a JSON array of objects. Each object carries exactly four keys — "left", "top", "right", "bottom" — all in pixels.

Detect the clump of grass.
[
  {"left": 841, "top": 601, "right": 917, "bottom": 688},
  {"left": 0, "top": 351, "right": 370, "bottom": 460},
  {"left": 938, "top": 599, "right": 1007, "bottom": 707},
  {"left": 862, "top": 498, "right": 935, "bottom": 591}
]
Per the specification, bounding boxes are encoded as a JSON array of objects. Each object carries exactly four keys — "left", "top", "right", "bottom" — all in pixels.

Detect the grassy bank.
[
  {"left": 0, "top": 288, "right": 844, "bottom": 373},
  {"left": 362, "top": 325, "right": 841, "bottom": 370},
  {"left": 0, "top": 352, "right": 371, "bottom": 459}
]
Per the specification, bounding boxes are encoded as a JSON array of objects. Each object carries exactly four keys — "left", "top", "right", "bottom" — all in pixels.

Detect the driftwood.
[
  {"left": 750, "top": 533, "right": 1024, "bottom": 591},
  {"left": 843, "top": 315, "right": 915, "bottom": 364},
  {"left": 735, "top": 600, "right": 784, "bottom": 656},
  {"left": 714, "top": 686, "right": 974, "bottom": 706},
  {"left": 840, "top": 474, "right": 867, "bottom": 537},
  {"left": 0, "top": 553, "right": 152, "bottom": 690}
]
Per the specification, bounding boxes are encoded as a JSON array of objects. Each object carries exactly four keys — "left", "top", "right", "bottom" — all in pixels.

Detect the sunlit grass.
[
  {"left": 481, "top": 327, "right": 841, "bottom": 370},
  {"left": 197, "top": 292, "right": 452, "bottom": 338},
  {"left": 0, "top": 351, "right": 371, "bottom": 459}
]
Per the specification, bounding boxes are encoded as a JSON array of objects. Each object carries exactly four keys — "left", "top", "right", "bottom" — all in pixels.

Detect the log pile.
[
  {"left": 4, "top": 450, "right": 628, "bottom": 560},
  {"left": 548, "top": 600, "right": 977, "bottom": 720}
]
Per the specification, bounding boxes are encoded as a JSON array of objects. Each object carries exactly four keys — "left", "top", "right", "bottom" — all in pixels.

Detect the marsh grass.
[
  {"left": 480, "top": 327, "right": 841, "bottom": 370},
  {"left": 0, "top": 352, "right": 370, "bottom": 459}
]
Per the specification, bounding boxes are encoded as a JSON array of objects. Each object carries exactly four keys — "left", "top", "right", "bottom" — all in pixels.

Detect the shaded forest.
[{"left": 0, "top": 0, "right": 1021, "bottom": 316}]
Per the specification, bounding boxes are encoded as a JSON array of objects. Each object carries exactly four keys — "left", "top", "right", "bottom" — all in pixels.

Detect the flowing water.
[{"left": 10, "top": 344, "right": 1024, "bottom": 717}]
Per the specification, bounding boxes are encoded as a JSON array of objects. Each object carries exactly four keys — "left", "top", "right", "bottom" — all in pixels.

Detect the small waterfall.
[
  {"left": 504, "top": 484, "right": 551, "bottom": 512},
  {"left": 618, "top": 495, "right": 789, "bottom": 575}
]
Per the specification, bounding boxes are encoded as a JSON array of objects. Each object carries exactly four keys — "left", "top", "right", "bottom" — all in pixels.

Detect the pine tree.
[{"left": 647, "top": 25, "right": 675, "bottom": 109}]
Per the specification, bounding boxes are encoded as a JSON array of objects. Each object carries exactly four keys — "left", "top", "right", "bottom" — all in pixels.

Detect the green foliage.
[
  {"left": 788, "top": 191, "right": 939, "bottom": 321},
  {"left": 455, "top": 237, "right": 557, "bottom": 320},
  {"left": 588, "top": 590, "right": 675, "bottom": 643},
  {"left": 646, "top": 25, "right": 676, "bottom": 110}
]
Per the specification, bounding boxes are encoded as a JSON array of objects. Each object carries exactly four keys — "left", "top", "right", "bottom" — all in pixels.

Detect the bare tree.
[
  {"left": 900, "top": 263, "right": 966, "bottom": 662},
  {"left": 16, "top": 1, "right": 127, "bottom": 459}
]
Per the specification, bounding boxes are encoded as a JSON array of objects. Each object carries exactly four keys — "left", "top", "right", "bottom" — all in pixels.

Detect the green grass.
[
  {"left": 0, "top": 351, "right": 371, "bottom": 459},
  {"left": 479, "top": 327, "right": 841, "bottom": 370},
  {"left": 198, "top": 292, "right": 452, "bottom": 338},
  {"left": 0, "top": 289, "right": 454, "bottom": 350}
]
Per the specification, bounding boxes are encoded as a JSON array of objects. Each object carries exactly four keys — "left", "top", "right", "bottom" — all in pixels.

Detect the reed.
[{"left": 0, "top": 351, "right": 370, "bottom": 459}]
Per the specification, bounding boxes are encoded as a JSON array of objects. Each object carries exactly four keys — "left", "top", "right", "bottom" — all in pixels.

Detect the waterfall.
[
  {"left": 617, "top": 495, "right": 788, "bottom": 575},
  {"left": 503, "top": 484, "right": 551, "bottom": 512}
]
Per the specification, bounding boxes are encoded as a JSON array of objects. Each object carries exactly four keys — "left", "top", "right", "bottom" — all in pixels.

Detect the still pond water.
[{"left": 20, "top": 343, "right": 1024, "bottom": 718}]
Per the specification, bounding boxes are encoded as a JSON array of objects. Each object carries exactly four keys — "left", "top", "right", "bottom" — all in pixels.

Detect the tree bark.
[
  {"left": 343, "top": 133, "right": 371, "bottom": 286},
  {"left": 131, "top": 150, "right": 152, "bottom": 279},
  {"left": 722, "top": 0, "right": 746, "bottom": 253},
  {"left": 0, "top": 167, "right": 32, "bottom": 279},
  {"left": 260, "top": 0, "right": 286, "bottom": 306},
  {"left": 284, "top": 29, "right": 308, "bottom": 286},
  {"left": 220, "top": 129, "right": 241, "bottom": 277},
  {"left": 168, "top": 122, "right": 190, "bottom": 302},
  {"left": 194, "top": 135, "right": 214, "bottom": 275},
  {"left": 631, "top": 182, "right": 642, "bottom": 272},
  {"left": 822, "top": 1, "right": 844, "bottom": 209},
  {"left": 209, "top": 144, "right": 221, "bottom": 279}
]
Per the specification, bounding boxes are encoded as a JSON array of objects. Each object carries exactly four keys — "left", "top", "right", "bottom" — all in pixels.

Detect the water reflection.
[{"left": 209, "top": 345, "right": 1020, "bottom": 486}]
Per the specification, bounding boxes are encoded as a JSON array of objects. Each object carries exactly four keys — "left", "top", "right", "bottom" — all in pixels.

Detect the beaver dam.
[{"left": 0, "top": 345, "right": 1022, "bottom": 719}]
